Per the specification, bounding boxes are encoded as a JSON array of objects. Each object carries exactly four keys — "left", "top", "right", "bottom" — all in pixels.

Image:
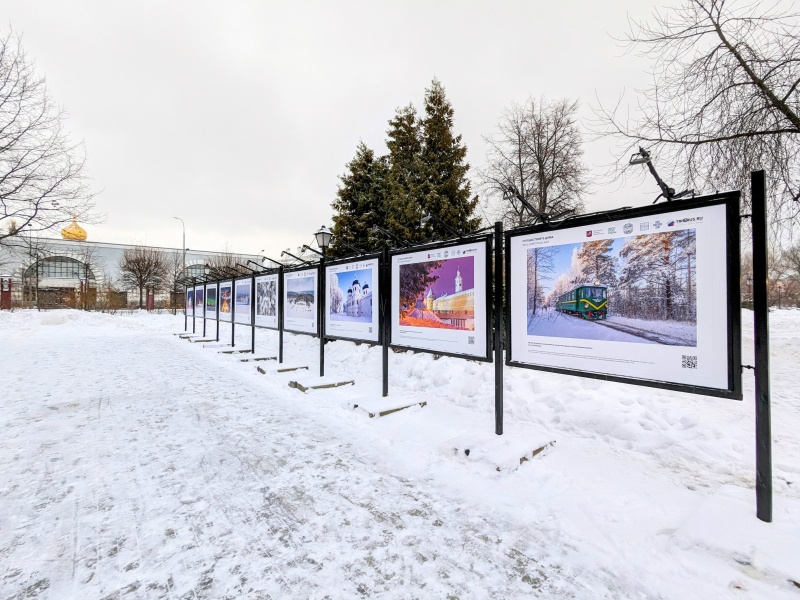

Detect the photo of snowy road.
[
  {"left": 529, "top": 308, "right": 698, "bottom": 346},
  {"left": 2, "top": 309, "right": 799, "bottom": 599}
]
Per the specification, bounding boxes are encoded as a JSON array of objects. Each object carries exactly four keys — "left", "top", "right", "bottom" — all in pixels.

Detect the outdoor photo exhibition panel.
[
  {"left": 283, "top": 267, "right": 319, "bottom": 335},
  {"left": 325, "top": 255, "right": 380, "bottom": 344},
  {"left": 234, "top": 278, "right": 252, "bottom": 325},
  {"left": 185, "top": 288, "right": 194, "bottom": 313},
  {"left": 391, "top": 236, "right": 491, "bottom": 360},
  {"left": 205, "top": 283, "right": 217, "bottom": 318},
  {"left": 506, "top": 193, "right": 741, "bottom": 399},
  {"left": 194, "top": 285, "right": 205, "bottom": 317},
  {"left": 219, "top": 280, "right": 233, "bottom": 322},
  {"left": 254, "top": 273, "right": 279, "bottom": 329}
]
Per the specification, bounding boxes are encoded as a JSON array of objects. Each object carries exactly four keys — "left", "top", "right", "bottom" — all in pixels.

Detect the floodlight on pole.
[
  {"left": 370, "top": 225, "right": 409, "bottom": 248},
  {"left": 301, "top": 244, "right": 324, "bottom": 257},
  {"left": 628, "top": 146, "right": 694, "bottom": 203},
  {"left": 281, "top": 249, "right": 312, "bottom": 266}
]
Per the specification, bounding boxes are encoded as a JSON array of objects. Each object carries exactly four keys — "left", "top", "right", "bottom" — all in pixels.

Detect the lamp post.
[
  {"left": 314, "top": 226, "right": 332, "bottom": 376},
  {"left": 173, "top": 217, "right": 186, "bottom": 274}
]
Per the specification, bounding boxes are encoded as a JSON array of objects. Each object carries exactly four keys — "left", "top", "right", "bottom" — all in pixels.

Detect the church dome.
[{"left": 61, "top": 219, "right": 87, "bottom": 241}]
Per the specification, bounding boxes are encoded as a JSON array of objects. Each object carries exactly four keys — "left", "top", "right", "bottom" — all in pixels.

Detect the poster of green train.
[
  {"left": 325, "top": 257, "right": 379, "bottom": 343},
  {"left": 506, "top": 195, "right": 740, "bottom": 397},
  {"left": 391, "top": 238, "right": 490, "bottom": 359},
  {"left": 283, "top": 268, "right": 318, "bottom": 335},
  {"left": 254, "top": 273, "right": 279, "bottom": 329},
  {"left": 234, "top": 278, "right": 252, "bottom": 325},
  {"left": 219, "top": 281, "right": 232, "bottom": 322}
]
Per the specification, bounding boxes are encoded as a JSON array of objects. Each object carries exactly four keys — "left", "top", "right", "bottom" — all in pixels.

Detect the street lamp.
[
  {"left": 314, "top": 226, "right": 332, "bottom": 378},
  {"left": 173, "top": 217, "right": 186, "bottom": 274},
  {"left": 314, "top": 225, "right": 332, "bottom": 253}
]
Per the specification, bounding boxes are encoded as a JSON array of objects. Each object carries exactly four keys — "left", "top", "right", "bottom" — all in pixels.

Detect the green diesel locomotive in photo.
[{"left": 556, "top": 285, "right": 608, "bottom": 320}]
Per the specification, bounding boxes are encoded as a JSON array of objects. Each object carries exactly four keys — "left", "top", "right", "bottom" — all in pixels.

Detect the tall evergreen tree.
[
  {"left": 383, "top": 104, "right": 425, "bottom": 245},
  {"left": 330, "top": 142, "right": 389, "bottom": 258},
  {"left": 419, "top": 78, "right": 481, "bottom": 240}
]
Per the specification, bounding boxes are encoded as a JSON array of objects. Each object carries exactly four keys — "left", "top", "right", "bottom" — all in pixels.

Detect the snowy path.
[{"left": 1, "top": 315, "right": 648, "bottom": 599}]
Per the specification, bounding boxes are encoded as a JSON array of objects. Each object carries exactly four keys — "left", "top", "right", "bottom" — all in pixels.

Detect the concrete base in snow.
[
  {"left": 288, "top": 377, "right": 355, "bottom": 393},
  {"left": 348, "top": 398, "right": 428, "bottom": 418},
  {"left": 257, "top": 363, "right": 308, "bottom": 375},
  {"left": 439, "top": 432, "right": 556, "bottom": 473}
]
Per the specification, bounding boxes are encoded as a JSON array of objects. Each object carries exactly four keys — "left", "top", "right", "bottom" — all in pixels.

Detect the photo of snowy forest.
[
  {"left": 527, "top": 229, "right": 697, "bottom": 346},
  {"left": 256, "top": 280, "right": 276, "bottom": 317},
  {"left": 235, "top": 283, "right": 250, "bottom": 308},
  {"left": 286, "top": 275, "right": 315, "bottom": 320}
]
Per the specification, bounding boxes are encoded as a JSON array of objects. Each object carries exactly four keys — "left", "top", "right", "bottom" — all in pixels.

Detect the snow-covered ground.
[
  {"left": 1, "top": 308, "right": 799, "bottom": 599},
  {"left": 529, "top": 307, "right": 698, "bottom": 346}
]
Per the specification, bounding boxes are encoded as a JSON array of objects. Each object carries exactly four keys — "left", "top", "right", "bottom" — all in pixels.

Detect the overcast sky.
[{"left": 3, "top": 0, "right": 674, "bottom": 259}]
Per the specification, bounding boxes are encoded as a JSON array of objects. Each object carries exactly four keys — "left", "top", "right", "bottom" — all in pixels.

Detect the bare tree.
[
  {"left": 0, "top": 31, "right": 98, "bottom": 248},
  {"left": 480, "top": 97, "right": 588, "bottom": 228},
  {"left": 118, "top": 246, "right": 168, "bottom": 309},
  {"left": 205, "top": 250, "right": 249, "bottom": 276},
  {"left": 70, "top": 243, "right": 103, "bottom": 310},
  {"left": 593, "top": 0, "right": 800, "bottom": 237},
  {"left": 165, "top": 251, "right": 186, "bottom": 313}
]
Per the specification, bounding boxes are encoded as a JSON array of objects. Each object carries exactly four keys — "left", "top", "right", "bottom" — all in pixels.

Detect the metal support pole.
[
  {"left": 215, "top": 281, "right": 220, "bottom": 342},
  {"left": 202, "top": 284, "right": 207, "bottom": 337},
  {"left": 192, "top": 283, "right": 196, "bottom": 334},
  {"left": 231, "top": 280, "right": 236, "bottom": 348},
  {"left": 382, "top": 245, "right": 390, "bottom": 397},
  {"left": 751, "top": 170, "right": 772, "bottom": 523},
  {"left": 494, "top": 222, "right": 504, "bottom": 435},
  {"left": 319, "top": 254, "right": 325, "bottom": 377},
  {"left": 251, "top": 274, "right": 256, "bottom": 352},
  {"left": 278, "top": 267, "right": 284, "bottom": 363},
  {"left": 184, "top": 284, "right": 188, "bottom": 331}
]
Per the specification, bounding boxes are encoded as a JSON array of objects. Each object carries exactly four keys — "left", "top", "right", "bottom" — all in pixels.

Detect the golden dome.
[{"left": 61, "top": 219, "right": 87, "bottom": 241}]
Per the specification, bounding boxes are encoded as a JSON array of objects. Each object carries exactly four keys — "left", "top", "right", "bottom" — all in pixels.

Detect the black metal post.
[
  {"left": 251, "top": 274, "right": 256, "bottom": 352},
  {"left": 319, "top": 253, "right": 325, "bottom": 377},
  {"left": 494, "top": 222, "right": 504, "bottom": 435},
  {"left": 202, "top": 283, "right": 207, "bottom": 337},
  {"left": 751, "top": 170, "right": 772, "bottom": 523},
  {"left": 184, "top": 284, "right": 188, "bottom": 331},
  {"left": 192, "top": 282, "right": 196, "bottom": 334},
  {"left": 231, "top": 280, "right": 236, "bottom": 348},
  {"left": 215, "top": 281, "right": 220, "bottom": 342},
  {"left": 381, "top": 245, "right": 389, "bottom": 397},
  {"left": 278, "top": 267, "right": 284, "bottom": 363}
]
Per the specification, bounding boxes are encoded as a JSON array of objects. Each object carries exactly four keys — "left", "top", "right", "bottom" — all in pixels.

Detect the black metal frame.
[
  {"left": 233, "top": 277, "right": 253, "bottom": 328},
  {"left": 252, "top": 270, "right": 282, "bottom": 331},
  {"left": 504, "top": 192, "right": 742, "bottom": 400},
  {"left": 388, "top": 235, "right": 494, "bottom": 362},
  {"left": 217, "top": 280, "right": 233, "bottom": 324},
  {"left": 322, "top": 252, "right": 383, "bottom": 345},
  {"left": 282, "top": 264, "right": 321, "bottom": 337},
  {"left": 204, "top": 281, "right": 218, "bottom": 324}
]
